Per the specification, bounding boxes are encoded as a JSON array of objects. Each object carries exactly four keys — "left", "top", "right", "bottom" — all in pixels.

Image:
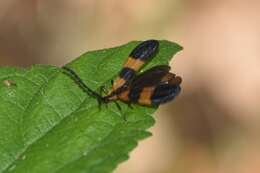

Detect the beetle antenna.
[{"left": 62, "top": 66, "right": 104, "bottom": 102}]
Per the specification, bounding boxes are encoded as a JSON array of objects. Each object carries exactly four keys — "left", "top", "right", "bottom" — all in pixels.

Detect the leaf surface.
[{"left": 0, "top": 40, "right": 182, "bottom": 173}]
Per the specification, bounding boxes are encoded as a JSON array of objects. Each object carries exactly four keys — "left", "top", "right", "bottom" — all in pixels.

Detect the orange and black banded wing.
[
  {"left": 148, "top": 78, "right": 181, "bottom": 106},
  {"left": 124, "top": 39, "right": 159, "bottom": 71},
  {"left": 131, "top": 65, "right": 171, "bottom": 88},
  {"left": 117, "top": 66, "right": 182, "bottom": 106},
  {"left": 111, "top": 40, "right": 159, "bottom": 93}
]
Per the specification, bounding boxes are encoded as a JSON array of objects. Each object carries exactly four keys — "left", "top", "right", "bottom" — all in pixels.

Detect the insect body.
[
  {"left": 108, "top": 40, "right": 159, "bottom": 98},
  {"left": 62, "top": 40, "right": 182, "bottom": 107},
  {"left": 107, "top": 65, "right": 182, "bottom": 106}
]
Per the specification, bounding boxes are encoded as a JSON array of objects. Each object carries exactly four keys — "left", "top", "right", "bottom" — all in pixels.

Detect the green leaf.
[{"left": 0, "top": 40, "right": 182, "bottom": 173}]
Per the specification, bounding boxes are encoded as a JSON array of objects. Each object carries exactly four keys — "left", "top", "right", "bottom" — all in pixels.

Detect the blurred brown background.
[{"left": 1, "top": 0, "right": 260, "bottom": 173}]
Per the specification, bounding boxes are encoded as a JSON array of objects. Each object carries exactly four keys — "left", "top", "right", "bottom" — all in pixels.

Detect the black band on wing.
[
  {"left": 131, "top": 65, "right": 171, "bottom": 89},
  {"left": 119, "top": 67, "right": 136, "bottom": 81},
  {"left": 128, "top": 87, "right": 142, "bottom": 103},
  {"left": 129, "top": 40, "right": 159, "bottom": 61},
  {"left": 151, "top": 84, "right": 181, "bottom": 106}
]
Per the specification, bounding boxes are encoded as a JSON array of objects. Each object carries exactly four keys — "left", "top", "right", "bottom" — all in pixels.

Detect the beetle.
[
  {"left": 107, "top": 40, "right": 159, "bottom": 97},
  {"left": 62, "top": 40, "right": 182, "bottom": 107},
  {"left": 104, "top": 65, "right": 182, "bottom": 106}
]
